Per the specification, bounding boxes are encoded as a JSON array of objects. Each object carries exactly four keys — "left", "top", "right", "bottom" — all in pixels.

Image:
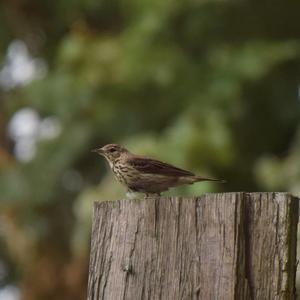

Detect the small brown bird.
[{"left": 92, "top": 144, "right": 225, "bottom": 196}]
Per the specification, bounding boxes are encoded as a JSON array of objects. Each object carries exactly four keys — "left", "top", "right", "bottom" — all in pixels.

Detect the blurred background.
[{"left": 0, "top": 0, "right": 300, "bottom": 299}]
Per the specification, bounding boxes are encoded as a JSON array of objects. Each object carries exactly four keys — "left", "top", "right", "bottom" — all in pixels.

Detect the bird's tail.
[{"left": 191, "top": 176, "right": 226, "bottom": 184}]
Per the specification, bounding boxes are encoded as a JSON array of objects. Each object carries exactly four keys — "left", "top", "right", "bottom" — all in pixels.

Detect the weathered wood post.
[{"left": 87, "top": 193, "right": 298, "bottom": 300}]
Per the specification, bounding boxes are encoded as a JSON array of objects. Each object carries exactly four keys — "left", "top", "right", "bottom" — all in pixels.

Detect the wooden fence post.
[{"left": 87, "top": 193, "right": 299, "bottom": 300}]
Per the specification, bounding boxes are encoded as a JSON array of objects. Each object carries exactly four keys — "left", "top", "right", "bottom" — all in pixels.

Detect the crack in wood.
[{"left": 244, "top": 193, "right": 255, "bottom": 300}]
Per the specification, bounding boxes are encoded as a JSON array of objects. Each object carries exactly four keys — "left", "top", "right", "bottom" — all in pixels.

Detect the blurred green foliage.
[{"left": 1, "top": 0, "right": 300, "bottom": 299}]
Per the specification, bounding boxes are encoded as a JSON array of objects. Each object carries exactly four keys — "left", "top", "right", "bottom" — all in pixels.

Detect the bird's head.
[{"left": 92, "top": 144, "right": 129, "bottom": 163}]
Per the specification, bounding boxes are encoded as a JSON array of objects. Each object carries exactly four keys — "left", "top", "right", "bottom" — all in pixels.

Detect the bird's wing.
[{"left": 127, "top": 157, "right": 194, "bottom": 177}]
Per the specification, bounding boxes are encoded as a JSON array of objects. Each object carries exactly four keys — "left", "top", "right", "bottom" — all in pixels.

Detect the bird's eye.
[{"left": 109, "top": 148, "right": 116, "bottom": 153}]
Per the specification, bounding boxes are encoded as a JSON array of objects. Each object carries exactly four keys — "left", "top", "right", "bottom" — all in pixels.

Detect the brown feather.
[{"left": 127, "top": 157, "right": 195, "bottom": 177}]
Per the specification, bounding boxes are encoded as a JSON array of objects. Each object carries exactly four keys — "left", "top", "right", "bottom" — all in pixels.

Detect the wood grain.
[{"left": 87, "top": 193, "right": 298, "bottom": 300}]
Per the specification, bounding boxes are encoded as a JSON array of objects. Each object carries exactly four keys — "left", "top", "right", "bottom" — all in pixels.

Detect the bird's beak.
[{"left": 91, "top": 147, "right": 104, "bottom": 155}]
